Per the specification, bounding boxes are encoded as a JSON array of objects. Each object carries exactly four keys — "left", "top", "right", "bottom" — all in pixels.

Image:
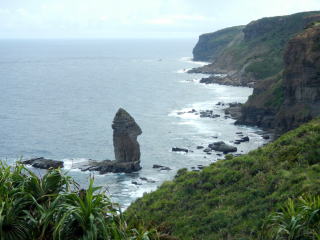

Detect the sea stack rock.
[{"left": 112, "top": 108, "right": 142, "bottom": 169}]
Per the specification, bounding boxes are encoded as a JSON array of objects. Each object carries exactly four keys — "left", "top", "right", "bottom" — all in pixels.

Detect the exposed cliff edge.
[
  {"left": 23, "top": 108, "right": 142, "bottom": 173},
  {"left": 237, "top": 23, "right": 320, "bottom": 133},
  {"left": 190, "top": 11, "right": 320, "bottom": 87}
]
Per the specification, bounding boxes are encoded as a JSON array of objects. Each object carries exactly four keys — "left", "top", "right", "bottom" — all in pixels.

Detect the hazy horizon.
[{"left": 0, "top": 0, "right": 319, "bottom": 39}]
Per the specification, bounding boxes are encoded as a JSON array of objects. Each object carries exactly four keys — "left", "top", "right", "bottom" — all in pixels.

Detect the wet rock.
[
  {"left": 153, "top": 164, "right": 163, "bottom": 168},
  {"left": 22, "top": 157, "right": 64, "bottom": 169},
  {"left": 139, "top": 177, "right": 156, "bottom": 183},
  {"left": 197, "top": 146, "right": 204, "bottom": 149},
  {"left": 262, "top": 135, "right": 270, "bottom": 139},
  {"left": 160, "top": 166, "right": 172, "bottom": 171},
  {"left": 199, "top": 110, "right": 220, "bottom": 118},
  {"left": 208, "top": 141, "right": 237, "bottom": 153},
  {"left": 131, "top": 181, "right": 142, "bottom": 185},
  {"left": 188, "top": 109, "right": 197, "bottom": 113},
  {"left": 172, "top": 147, "right": 189, "bottom": 153},
  {"left": 203, "top": 148, "right": 212, "bottom": 153},
  {"left": 153, "top": 164, "right": 171, "bottom": 171},
  {"left": 241, "top": 136, "right": 250, "bottom": 142}
]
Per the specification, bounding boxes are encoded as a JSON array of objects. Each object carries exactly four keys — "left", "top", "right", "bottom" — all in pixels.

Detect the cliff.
[
  {"left": 191, "top": 11, "right": 320, "bottom": 86},
  {"left": 238, "top": 23, "right": 320, "bottom": 133},
  {"left": 192, "top": 26, "right": 244, "bottom": 62},
  {"left": 126, "top": 118, "right": 320, "bottom": 239}
]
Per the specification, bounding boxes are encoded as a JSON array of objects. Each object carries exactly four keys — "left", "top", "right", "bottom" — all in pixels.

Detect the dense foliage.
[
  {"left": 0, "top": 163, "right": 157, "bottom": 240},
  {"left": 263, "top": 195, "right": 320, "bottom": 239},
  {"left": 126, "top": 118, "right": 320, "bottom": 239}
]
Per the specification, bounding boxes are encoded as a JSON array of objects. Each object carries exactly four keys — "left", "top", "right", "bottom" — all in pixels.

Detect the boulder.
[
  {"left": 172, "top": 147, "right": 189, "bottom": 153},
  {"left": 22, "top": 157, "right": 63, "bottom": 169},
  {"left": 208, "top": 141, "right": 237, "bottom": 153}
]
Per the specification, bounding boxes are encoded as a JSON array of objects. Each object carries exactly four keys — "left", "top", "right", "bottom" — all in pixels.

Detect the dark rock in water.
[
  {"left": 234, "top": 136, "right": 250, "bottom": 145},
  {"left": 241, "top": 136, "right": 250, "bottom": 142},
  {"left": 199, "top": 110, "right": 220, "bottom": 119},
  {"left": 216, "top": 102, "right": 224, "bottom": 106},
  {"left": 160, "top": 166, "right": 172, "bottom": 171},
  {"left": 208, "top": 141, "right": 237, "bottom": 153},
  {"left": 197, "top": 146, "right": 204, "bottom": 149},
  {"left": 172, "top": 147, "right": 189, "bottom": 153},
  {"left": 82, "top": 160, "right": 141, "bottom": 174},
  {"left": 188, "top": 109, "right": 197, "bottom": 113},
  {"left": 153, "top": 164, "right": 163, "bottom": 168},
  {"left": 262, "top": 135, "right": 270, "bottom": 139},
  {"left": 140, "top": 177, "right": 156, "bottom": 183},
  {"left": 22, "top": 157, "right": 63, "bottom": 169},
  {"left": 203, "top": 147, "right": 212, "bottom": 153},
  {"left": 236, "top": 132, "right": 243, "bottom": 134},
  {"left": 131, "top": 181, "right": 142, "bottom": 185},
  {"left": 153, "top": 164, "right": 171, "bottom": 170}
]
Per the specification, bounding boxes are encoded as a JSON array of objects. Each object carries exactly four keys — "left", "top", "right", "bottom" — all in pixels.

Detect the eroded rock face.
[
  {"left": 274, "top": 24, "right": 320, "bottom": 132},
  {"left": 112, "top": 108, "right": 142, "bottom": 163}
]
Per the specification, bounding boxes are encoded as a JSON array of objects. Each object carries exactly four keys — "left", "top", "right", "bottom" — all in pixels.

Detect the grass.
[{"left": 125, "top": 118, "right": 320, "bottom": 239}]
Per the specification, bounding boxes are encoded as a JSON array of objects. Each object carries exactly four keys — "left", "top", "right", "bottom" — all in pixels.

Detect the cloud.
[{"left": 147, "top": 14, "right": 210, "bottom": 25}]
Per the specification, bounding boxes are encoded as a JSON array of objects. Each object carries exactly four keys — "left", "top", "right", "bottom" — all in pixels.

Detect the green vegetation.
[
  {"left": 192, "top": 26, "right": 244, "bottom": 61},
  {"left": 0, "top": 163, "right": 157, "bottom": 240},
  {"left": 126, "top": 118, "right": 320, "bottom": 239},
  {"left": 193, "top": 11, "right": 320, "bottom": 81},
  {"left": 263, "top": 195, "right": 320, "bottom": 239}
]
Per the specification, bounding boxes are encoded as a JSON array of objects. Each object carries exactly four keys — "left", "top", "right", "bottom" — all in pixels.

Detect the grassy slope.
[{"left": 126, "top": 118, "right": 320, "bottom": 239}]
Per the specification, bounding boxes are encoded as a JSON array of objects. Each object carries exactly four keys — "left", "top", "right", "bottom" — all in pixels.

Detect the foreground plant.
[
  {"left": 0, "top": 162, "right": 157, "bottom": 240},
  {"left": 262, "top": 195, "right": 320, "bottom": 240}
]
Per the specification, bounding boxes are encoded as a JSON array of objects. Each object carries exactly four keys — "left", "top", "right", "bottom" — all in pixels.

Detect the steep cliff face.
[
  {"left": 192, "top": 26, "right": 244, "bottom": 62},
  {"left": 274, "top": 23, "right": 320, "bottom": 131},
  {"left": 238, "top": 24, "right": 320, "bottom": 133},
  {"left": 191, "top": 11, "right": 320, "bottom": 86}
]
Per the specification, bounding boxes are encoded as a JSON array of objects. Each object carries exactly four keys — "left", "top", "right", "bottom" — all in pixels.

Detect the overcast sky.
[{"left": 0, "top": 0, "right": 319, "bottom": 39}]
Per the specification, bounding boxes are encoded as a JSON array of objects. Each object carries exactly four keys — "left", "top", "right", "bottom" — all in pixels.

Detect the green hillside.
[
  {"left": 126, "top": 118, "right": 320, "bottom": 239},
  {"left": 192, "top": 11, "right": 320, "bottom": 82}
]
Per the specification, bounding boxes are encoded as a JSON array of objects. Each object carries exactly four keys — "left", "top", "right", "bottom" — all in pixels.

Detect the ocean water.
[{"left": 0, "top": 39, "right": 268, "bottom": 208}]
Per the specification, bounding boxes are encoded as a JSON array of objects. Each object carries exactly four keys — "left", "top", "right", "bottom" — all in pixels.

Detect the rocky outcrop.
[
  {"left": 208, "top": 141, "right": 237, "bottom": 154},
  {"left": 22, "top": 108, "right": 142, "bottom": 174},
  {"left": 77, "top": 159, "right": 141, "bottom": 174},
  {"left": 84, "top": 108, "right": 143, "bottom": 173},
  {"left": 112, "top": 108, "right": 142, "bottom": 164},
  {"left": 22, "top": 157, "right": 64, "bottom": 169}
]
